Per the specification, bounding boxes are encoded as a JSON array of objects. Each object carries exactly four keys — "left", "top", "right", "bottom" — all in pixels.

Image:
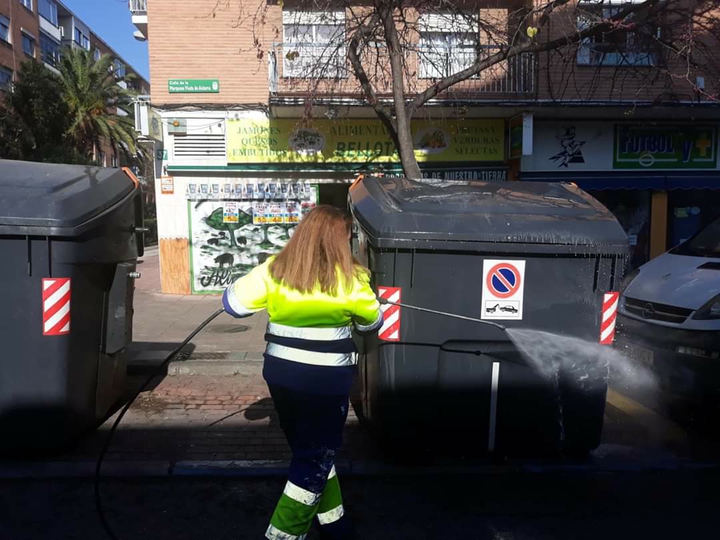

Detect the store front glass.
[
  {"left": 667, "top": 189, "right": 720, "bottom": 249},
  {"left": 589, "top": 190, "right": 652, "bottom": 269}
]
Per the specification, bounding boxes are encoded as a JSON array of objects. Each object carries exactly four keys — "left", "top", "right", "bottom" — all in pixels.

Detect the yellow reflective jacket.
[{"left": 222, "top": 259, "right": 383, "bottom": 367}]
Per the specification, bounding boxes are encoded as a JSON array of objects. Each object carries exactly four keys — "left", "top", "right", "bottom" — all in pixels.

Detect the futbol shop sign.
[{"left": 614, "top": 125, "right": 718, "bottom": 169}]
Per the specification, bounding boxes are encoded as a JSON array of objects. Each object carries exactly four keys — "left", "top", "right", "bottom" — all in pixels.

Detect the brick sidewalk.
[{"left": 55, "top": 371, "right": 380, "bottom": 468}]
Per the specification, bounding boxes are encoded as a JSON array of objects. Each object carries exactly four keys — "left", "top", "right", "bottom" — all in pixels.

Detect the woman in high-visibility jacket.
[{"left": 222, "top": 205, "right": 383, "bottom": 540}]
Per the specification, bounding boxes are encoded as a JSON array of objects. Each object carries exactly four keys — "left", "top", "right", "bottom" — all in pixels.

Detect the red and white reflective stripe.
[
  {"left": 42, "top": 278, "right": 71, "bottom": 336},
  {"left": 599, "top": 291, "right": 619, "bottom": 345},
  {"left": 377, "top": 286, "right": 401, "bottom": 342}
]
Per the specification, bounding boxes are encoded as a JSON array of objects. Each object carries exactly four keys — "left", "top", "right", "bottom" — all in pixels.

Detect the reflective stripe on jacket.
[{"left": 223, "top": 259, "right": 383, "bottom": 367}]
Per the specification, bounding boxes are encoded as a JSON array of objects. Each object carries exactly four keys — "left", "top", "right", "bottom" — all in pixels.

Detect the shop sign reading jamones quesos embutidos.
[{"left": 226, "top": 118, "right": 505, "bottom": 165}]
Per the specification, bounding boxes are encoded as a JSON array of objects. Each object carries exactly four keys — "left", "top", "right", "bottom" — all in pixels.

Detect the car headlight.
[{"left": 692, "top": 293, "right": 720, "bottom": 320}]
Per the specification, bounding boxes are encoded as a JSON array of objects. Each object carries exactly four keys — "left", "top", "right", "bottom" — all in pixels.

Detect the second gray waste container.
[
  {"left": 0, "top": 160, "right": 144, "bottom": 453},
  {"left": 349, "top": 176, "right": 628, "bottom": 456}
]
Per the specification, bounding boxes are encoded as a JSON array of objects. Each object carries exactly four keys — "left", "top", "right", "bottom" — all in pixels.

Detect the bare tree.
[{"left": 222, "top": 0, "right": 720, "bottom": 178}]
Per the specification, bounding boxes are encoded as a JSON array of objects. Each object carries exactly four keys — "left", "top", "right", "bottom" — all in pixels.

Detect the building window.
[
  {"left": 38, "top": 0, "right": 58, "bottom": 26},
  {"left": 418, "top": 14, "right": 480, "bottom": 79},
  {"left": 113, "top": 59, "right": 126, "bottom": 79},
  {"left": 93, "top": 48, "right": 101, "bottom": 62},
  {"left": 21, "top": 32, "right": 35, "bottom": 57},
  {"left": 0, "top": 15, "right": 10, "bottom": 44},
  {"left": 282, "top": 10, "right": 345, "bottom": 78},
  {"left": 40, "top": 31, "right": 60, "bottom": 66},
  {"left": 0, "top": 66, "right": 12, "bottom": 89},
  {"left": 577, "top": 1, "right": 658, "bottom": 66},
  {"left": 18, "top": 0, "right": 32, "bottom": 12},
  {"left": 74, "top": 27, "right": 90, "bottom": 50}
]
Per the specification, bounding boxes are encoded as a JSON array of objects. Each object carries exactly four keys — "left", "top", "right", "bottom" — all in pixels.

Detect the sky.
[{"left": 62, "top": 0, "right": 149, "bottom": 80}]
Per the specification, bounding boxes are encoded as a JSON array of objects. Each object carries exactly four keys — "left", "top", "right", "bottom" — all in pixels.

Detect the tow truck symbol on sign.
[{"left": 485, "top": 302, "right": 520, "bottom": 315}]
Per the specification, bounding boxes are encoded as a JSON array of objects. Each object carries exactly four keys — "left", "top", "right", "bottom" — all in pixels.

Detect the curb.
[
  {"left": 128, "top": 351, "right": 265, "bottom": 377},
  {"left": 167, "top": 359, "right": 263, "bottom": 376}
]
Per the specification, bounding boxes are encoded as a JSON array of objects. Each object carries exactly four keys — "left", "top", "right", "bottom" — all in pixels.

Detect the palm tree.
[{"left": 57, "top": 47, "right": 140, "bottom": 164}]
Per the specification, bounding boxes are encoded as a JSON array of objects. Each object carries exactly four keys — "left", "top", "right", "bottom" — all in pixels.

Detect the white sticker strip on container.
[
  {"left": 599, "top": 291, "right": 619, "bottom": 345},
  {"left": 42, "top": 278, "right": 71, "bottom": 336},
  {"left": 377, "top": 286, "right": 401, "bottom": 342},
  {"left": 481, "top": 260, "right": 526, "bottom": 320}
]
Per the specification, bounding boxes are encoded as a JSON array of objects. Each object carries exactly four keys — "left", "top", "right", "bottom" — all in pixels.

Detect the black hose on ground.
[{"left": 95, "top": 308, "right": 226, "bottom": 540}]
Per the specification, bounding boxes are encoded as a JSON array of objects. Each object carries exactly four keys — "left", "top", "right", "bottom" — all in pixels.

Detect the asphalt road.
[{"left": 2, "top": 469, "right": 720, "bottom": 540}]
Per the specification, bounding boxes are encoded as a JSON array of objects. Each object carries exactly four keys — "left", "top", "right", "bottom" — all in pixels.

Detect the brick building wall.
[
  {"left": 146, "top": 0, "right": 527, "bottom": 104},
  {"left": 532, "top": 0, "right": 720, "bottom": 103},
  {"left": 0, "top": 0, "right": 40, "bottom": 85},
  {"left": 147, "top": 0, "right": 278, "bottom": 105}
]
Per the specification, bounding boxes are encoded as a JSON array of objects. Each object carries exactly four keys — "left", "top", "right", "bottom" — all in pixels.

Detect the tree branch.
[{"left": 347, "top": 11, "right": 398, "bottom": 143}]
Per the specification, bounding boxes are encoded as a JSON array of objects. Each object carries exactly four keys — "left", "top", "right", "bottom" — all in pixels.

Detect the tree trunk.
[{"left": 381, "top": 4, "right": 422, "bottom": 180}]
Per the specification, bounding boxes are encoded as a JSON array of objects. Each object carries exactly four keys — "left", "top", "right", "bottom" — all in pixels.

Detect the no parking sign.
[{"left": 481, "top": 260, "right": 526, "bottom": 320}]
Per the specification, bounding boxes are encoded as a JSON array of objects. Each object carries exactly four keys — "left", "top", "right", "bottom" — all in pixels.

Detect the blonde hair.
[{"left": 269, "top": 205, "right": 359, "bottom": 295}]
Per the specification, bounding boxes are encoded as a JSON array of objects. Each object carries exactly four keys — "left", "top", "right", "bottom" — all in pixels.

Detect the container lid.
[
  {"left": 0, "top": 159, "right": 135, "bottom": 235},
  {"left": 349, "top": 176, "right": 628, "bottom": 254}
]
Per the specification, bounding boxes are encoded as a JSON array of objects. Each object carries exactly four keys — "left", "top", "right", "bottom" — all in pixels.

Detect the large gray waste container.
[
  {"left": 349, "top": 176, "right": 628, "bottom": 456},
  {"left": 0, "top": 160, "right": 144, "bottom": 453}
]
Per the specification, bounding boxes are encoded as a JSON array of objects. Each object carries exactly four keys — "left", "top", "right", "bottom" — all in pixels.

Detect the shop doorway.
[{"left": 318, "top": 183, "right": 351, "bottom": 210}]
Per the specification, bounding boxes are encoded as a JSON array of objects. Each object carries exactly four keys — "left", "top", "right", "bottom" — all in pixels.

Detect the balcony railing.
[
  {"left": 269, "top": 42, "right": 535, "bottom": 99},
  {"left": 129, "top": 0, "right": 147, "bottom": 14}
]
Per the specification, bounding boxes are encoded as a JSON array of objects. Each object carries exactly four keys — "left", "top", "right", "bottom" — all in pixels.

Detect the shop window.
[
  {"left": 0, "top": 15, "right": 10, "bottom": 44},
  {"left": 39, "top": 0, "right": 58, "bottom": 26},
  {"left": 40, "top": 31, "right": 60, "bottom": 66},
  {"left": 0, "top": 66, "right": 12, "bottom": 90},
  {"left": 577, "top": 1, "right": 659, "bottom": 66},
  {"left": 21, "top": 31, "right": 35, "bottom": 57},
  {"left": 590, "top": 190, "right": 651, "bottom": 269},
  {"left": 282, "top": 10, "right": 345, "bottom": 78},
  {"left": 418, "top": 14, "right": 479, "bottom": 79},
  {"left": 668, "top": 190, "right": 720, "bottom": 248}
]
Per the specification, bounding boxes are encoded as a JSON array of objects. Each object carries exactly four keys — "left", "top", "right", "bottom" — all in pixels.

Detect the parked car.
[{"left": 616, "top": 217, "right": 720, "bottom": 405}]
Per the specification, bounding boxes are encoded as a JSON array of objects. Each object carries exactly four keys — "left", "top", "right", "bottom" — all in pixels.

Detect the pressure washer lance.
[
  {"left": 95, "top": 308, "right": 226, "bottom": 540},
  {"left": 377, "top": 297, "right": 507, "bottom": 332}
]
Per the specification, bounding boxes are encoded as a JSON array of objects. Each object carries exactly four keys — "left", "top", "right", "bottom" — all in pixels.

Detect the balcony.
[
  {"left": 269, "top": 42, "right": 536, "bottom": 105},
  {"left": 129, "top": 0, "right": 147, "bottom": 40}
]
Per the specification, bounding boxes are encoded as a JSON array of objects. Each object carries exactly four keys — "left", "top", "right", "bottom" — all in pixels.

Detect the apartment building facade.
[
  {"left": 1, "top": 1, "right": 150, "bottom": 166},
  {"left": 131, "top": 0, "right": 720, "bottom": 294}
]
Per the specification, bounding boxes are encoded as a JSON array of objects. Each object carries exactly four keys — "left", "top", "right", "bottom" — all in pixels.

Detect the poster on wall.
[{"left": 188, "top": 190, "right": 318, "bottom": 293}]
